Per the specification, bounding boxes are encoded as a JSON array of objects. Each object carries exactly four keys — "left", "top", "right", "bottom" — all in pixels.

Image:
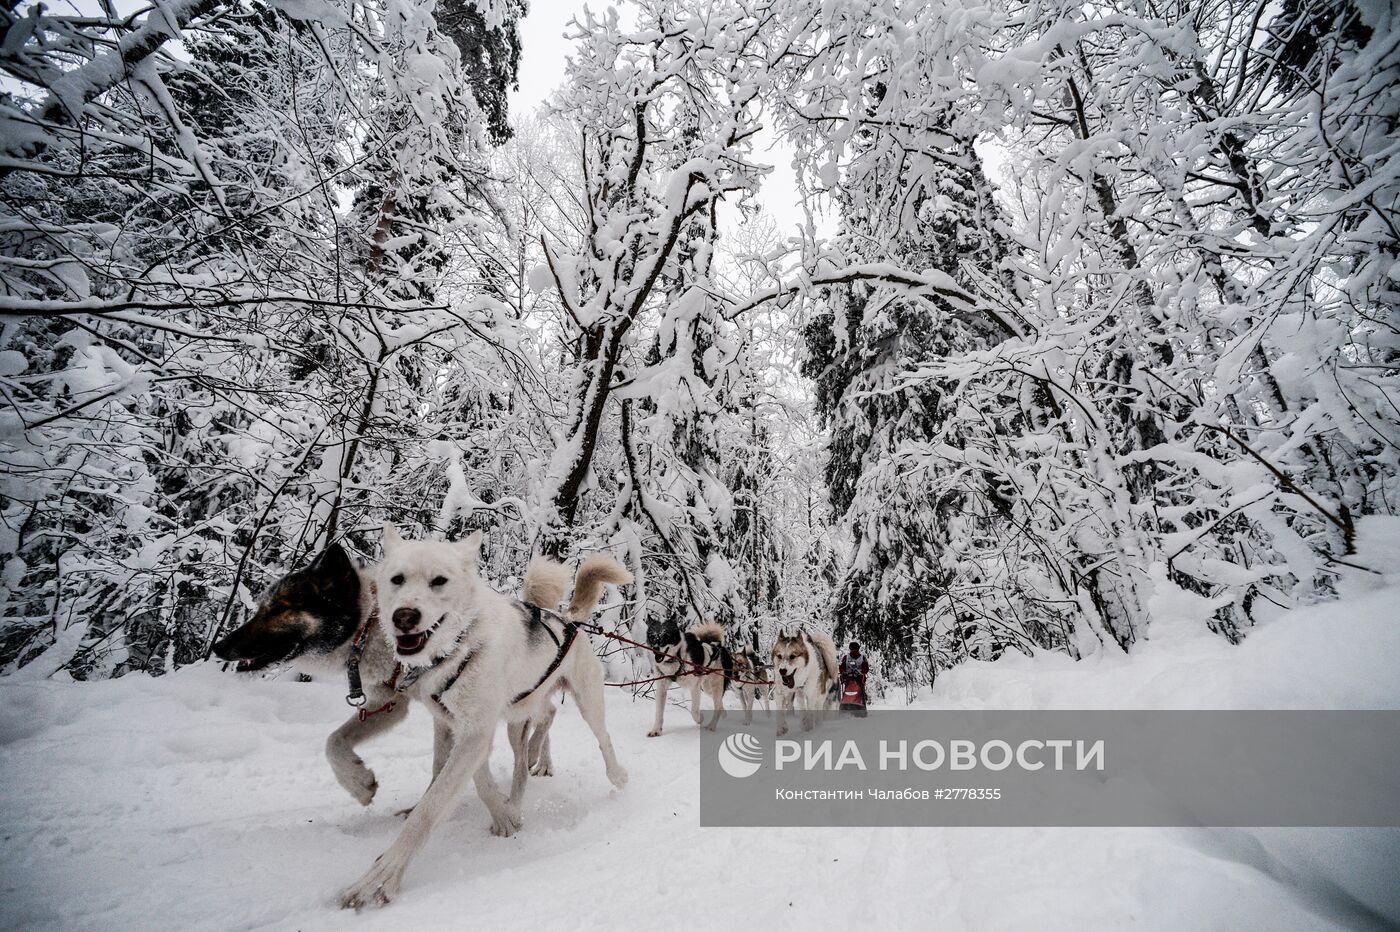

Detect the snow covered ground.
[{"left": 4, "top": 532, "right": 1399, "bottom": 930}]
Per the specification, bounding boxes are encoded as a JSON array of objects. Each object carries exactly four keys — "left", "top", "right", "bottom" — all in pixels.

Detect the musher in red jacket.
[{"left": 839, "top": 642, "right": 869, "bottom": 715}]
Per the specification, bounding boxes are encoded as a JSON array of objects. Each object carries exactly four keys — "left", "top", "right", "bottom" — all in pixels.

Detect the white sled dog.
[
  {"left": 647, "top": 621, "right": 734, "bottom": 736},
  {"left": 770, "top": 629, "right": 838, "bottom": 735},
  {"left": 339, "top": 527, "right": 630, "bottom": 909},
  {"left": 212, "top": 543, "right": 575, "bottom": 812}
]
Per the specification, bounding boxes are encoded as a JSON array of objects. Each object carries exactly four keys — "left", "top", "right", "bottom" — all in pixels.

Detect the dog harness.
[
  {"left": 350, "top": 601, "right": 580, "bottom": 721},
  {"left": 511, "top": 605, "right": 578, "bottom": 706},
  {"left": 425, "top": 605, "right": 579, "bottom": 713}
]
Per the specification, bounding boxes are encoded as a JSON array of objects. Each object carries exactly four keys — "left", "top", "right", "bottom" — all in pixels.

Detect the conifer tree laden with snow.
[
  {"left": 801, "top": 114, "right": 1016, "bottom": 679},
  {"left": 765, "top": 0, "right": 1084, "bottom": 681}
]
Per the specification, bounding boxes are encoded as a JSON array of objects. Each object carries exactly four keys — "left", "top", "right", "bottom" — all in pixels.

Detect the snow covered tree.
[
  {"left": 763, "top": 0, "right": 1054, "bottom": 680},
  {"left": 2, "top": 0, "right": 1395, "bottom": 685},
  {"left": 967, "top": 0, "right": 1400, "bottom": 654},
  {"left": 522, "top": 3, "right": 783, "bottom": 650},
  {"left": 0, "top": 0, "right": 526, "bottom": 676}
]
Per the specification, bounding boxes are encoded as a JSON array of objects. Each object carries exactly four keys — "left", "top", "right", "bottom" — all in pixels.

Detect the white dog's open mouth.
[
  {"left": 780, "top": 670, "right": 796, "bottom": 688},
  {"left": 395, "top": 616, "right": 445, "bottom": 656}
]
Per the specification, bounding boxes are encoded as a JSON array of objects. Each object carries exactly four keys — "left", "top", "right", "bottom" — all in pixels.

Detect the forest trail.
[{"left": 3, "top": 569, "right": 1398, "bottom": 932}]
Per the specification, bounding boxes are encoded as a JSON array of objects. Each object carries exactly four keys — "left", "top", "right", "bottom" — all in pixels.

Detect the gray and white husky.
[
  {"left": 769, "top": 628, "right": 838, "bottom": 736},
  {"left": 338, "top": 526, "right": 630, "bottom": 909}
]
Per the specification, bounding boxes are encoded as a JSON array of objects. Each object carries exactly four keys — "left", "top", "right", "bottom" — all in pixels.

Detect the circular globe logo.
[{"left": 717, "top": 732, "right": 764, "bottom": 778}]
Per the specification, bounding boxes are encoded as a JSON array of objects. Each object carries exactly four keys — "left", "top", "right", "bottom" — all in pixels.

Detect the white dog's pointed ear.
[
  {"left": 458, "top": 530, "right": 483, "bottom": 561},
  {"left": 382, "top": 522, "right": 403, "bottom": 552}
]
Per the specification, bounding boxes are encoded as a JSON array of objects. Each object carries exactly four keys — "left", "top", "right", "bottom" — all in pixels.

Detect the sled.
[{"left": 839, "top": 674, "right": 868, "bottom": 716}]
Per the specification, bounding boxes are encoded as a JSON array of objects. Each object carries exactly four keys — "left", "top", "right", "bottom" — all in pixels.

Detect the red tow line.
[{"left": 573, "top": 621, "right": 773, "bottom": 688}]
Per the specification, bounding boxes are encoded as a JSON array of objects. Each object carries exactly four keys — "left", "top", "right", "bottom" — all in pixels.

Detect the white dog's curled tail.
[
  {"left": 522, "top": 557, "right": 571, "bottom": 610},
  {"left": 567, "top": 554, "right": 633, "bottom": 620}
]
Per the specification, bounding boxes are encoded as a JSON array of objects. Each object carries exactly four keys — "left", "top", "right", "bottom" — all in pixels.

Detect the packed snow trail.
[{"left": 3, "top": 575, "right": 1399, "bottom": 931}]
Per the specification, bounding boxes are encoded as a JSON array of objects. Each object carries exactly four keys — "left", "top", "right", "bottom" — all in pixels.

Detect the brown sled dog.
[{"left": 730, "top": 645, "right": 771, "bottom": 725}]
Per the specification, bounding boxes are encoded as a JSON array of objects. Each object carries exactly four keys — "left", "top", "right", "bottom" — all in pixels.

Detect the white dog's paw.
[
  {"left": 529, "top": 755, "right": 554, "bottom": 777},
  {"left": 646, "top": 729, "right": 662, "bottom": 738},
  {"left": 489, "top": 805, "right": 522, "bottom": 837},
  {"left": 705, "top": 721, "right": 718, "bottom": 732},
  {"left": 340, "top": 856, "right": 404, "bottom": 910},
  {"left": 607, "top": 763, "right": 629, "bottom": 789},
  {"left": 690, "top": 710, "right": 704, "bottom": 725},
  {"left": 776, "top": 725, "right": 788, "bottom": 737},
  {"left": 329, "top": 754, "right": 378, "bottom": 807}
]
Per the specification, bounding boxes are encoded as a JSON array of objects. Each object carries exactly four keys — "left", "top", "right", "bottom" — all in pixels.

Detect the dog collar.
[{"left": 354, "top": 625, "right": 465, "bottom": 722}]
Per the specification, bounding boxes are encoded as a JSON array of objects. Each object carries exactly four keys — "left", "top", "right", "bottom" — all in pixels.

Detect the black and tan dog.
[{"left": 213, "top": 543, "right": 367, "bottom": 675}]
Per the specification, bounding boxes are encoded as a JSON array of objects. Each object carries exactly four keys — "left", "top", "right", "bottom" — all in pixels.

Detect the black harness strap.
[
  {"left": 431, "top": 648, "right": 478, "bottom": 710},
  {"left": 513, "top": 607, "right": 578, "bottom": 705},
  {"left": 345, "top": 649, "right": 366, "bottom": 707},
  {"left": 430, "top": 606, "right": 575, "bottom": 711},
  {"left": 531, "top": 603, "right": 565, "bottom": 649}
]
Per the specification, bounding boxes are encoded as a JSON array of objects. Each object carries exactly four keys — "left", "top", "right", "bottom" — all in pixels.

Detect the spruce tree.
[{"left": 802, "top": 107, "right": 1016, "bottom": 680}]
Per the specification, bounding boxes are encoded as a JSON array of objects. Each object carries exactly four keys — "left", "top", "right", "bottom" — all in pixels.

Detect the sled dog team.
[
  {"left": 647, "top": 620, "right": 839, "bottom": 737},
  {"left": 212, "top": 528, "right": 842, "bottom": 909}
]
